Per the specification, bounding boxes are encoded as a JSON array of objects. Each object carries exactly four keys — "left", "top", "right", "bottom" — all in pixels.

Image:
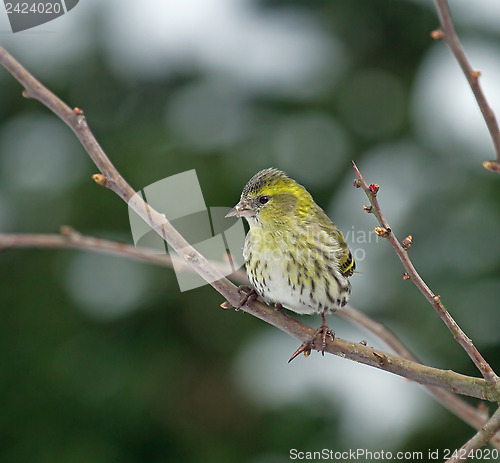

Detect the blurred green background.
[{"left": 1, "top": 0, "right": 500, "bottom": 462}]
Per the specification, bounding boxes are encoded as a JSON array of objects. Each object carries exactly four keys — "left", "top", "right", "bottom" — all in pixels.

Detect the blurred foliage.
[{"left": 1, "top": 0, "right": 500, "bottom": 462}]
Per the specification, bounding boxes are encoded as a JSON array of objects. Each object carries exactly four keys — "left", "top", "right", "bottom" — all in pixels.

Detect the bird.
[{"left": 225, "top": 168, "right": 355, "bottom": 360}]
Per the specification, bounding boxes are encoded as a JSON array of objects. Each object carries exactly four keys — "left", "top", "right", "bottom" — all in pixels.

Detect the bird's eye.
[{"left": 259, "top": 195, "right": 270, "bottom": 205}]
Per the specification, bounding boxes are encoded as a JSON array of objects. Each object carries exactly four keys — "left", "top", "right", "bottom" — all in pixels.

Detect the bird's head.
[{"left": 225, "top": 168, "right": 315, "bottom": 226}]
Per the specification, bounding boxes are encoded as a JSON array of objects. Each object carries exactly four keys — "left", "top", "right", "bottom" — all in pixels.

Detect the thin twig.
[
  {"left": 352, "top": 162, "right": 500, "bottom": 457},
  {"left": 352, "top": 161, "right": 499, "bottom": 387},
  {"left": 446, "top": 407, "right": 500, "bottom": 463},
  {"left": 432, "top": 0, "right": 500, "bottom": 172},
  {"left": 0, "top": 226, "right": 249, "bottom": 281}
]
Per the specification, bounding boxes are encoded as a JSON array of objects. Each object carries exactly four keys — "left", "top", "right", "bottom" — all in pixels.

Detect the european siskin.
[{"left": 226, "top": 168, "right": 355, "bottom": 356}]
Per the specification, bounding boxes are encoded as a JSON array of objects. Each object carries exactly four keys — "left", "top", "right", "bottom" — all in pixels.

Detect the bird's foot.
[
  {"left": 220, "top": 285, "right": 259, "bottom": 310},
  {"left": 313, "top": 317, "right": 335, "bottom": 356},
  {"left": 237, "top": 285, "right": 258, "bottom": 308},
  {"left": 288, "top": 314, "right": 334, "bottom": 362}
]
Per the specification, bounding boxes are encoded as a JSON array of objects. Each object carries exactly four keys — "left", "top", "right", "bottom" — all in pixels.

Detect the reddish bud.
[
  {"left": 369, "top": 184, "right": 380, "bottom": 195},
  {"left": 73, "top": 107, "right": 84, "bottom": 116},
  {"left": 92, "top": 173, "right": 107, "bottom": 186},
  {"left": 403, "top": 273, "right": 410, "bottom": 280},
  {"left": 353, "top": 179, "right": 361, "bottom": 188},
  {"left": 374, "top": 226, "right": 391, "bottom": 237},
  {"left": 401, "top": 235, "right": 413, "bottom": 251},
  {"left": 431, "top": 29, "right": 444, "bottom": 40},
  {"left": 363, "top": 205, "right": 372, "bottom": 213},
  {"left": 483, "top": 160, "right": 500, "bottom": 172}
]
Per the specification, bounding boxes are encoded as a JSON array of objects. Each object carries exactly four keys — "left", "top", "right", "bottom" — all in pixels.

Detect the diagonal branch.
[
  {"left": 0, "top": 45, "right": 237, "bottom": 305},
  {"left": 432, "top": 0, "right": 500, "bottom": 172},
  {"left": 352, "top": 161, "right": 498, "bottom": 387}
]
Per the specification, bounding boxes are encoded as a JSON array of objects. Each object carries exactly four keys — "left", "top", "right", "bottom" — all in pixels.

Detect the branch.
[
  {"left": 352, "top": 161, "right": 499, "bottom": 387},
  {"left": 0, "top": 226, "right": 249, "bottom": 281},
  {"left": 432, "top": 0, "right": 500, "bottom": 172}
]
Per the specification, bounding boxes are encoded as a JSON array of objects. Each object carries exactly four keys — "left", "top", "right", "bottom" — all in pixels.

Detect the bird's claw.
[
  {"left": 314, "top": 313, "right": 335, "bottom": 355},
  {"left": 220, "top": 285, "right": 259, "bottom": 310},
  {"left": 314, "top": 326, "right": 335, "bottom": 356},
  {"left": 237, "top": 285, "right": 258, "bottom": 308}
]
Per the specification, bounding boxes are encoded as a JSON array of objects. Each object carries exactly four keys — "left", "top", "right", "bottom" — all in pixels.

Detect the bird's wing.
[{"left": 314, "top": 215, "right": 355, "bottom": 278}]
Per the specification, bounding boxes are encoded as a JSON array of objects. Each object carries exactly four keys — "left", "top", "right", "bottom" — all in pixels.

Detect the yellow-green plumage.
[{"left": 227, "top": 168, "right": 354, "bottom": 318}]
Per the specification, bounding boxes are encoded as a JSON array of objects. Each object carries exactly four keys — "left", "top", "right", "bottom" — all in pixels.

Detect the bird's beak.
[{"left": 225, "top": 200, "right": 253, "bottom": 218}]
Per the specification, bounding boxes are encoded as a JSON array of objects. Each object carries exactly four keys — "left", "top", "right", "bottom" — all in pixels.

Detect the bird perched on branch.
[{"left": 226, "top": 168, "right": 355, "bottom": 361}]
